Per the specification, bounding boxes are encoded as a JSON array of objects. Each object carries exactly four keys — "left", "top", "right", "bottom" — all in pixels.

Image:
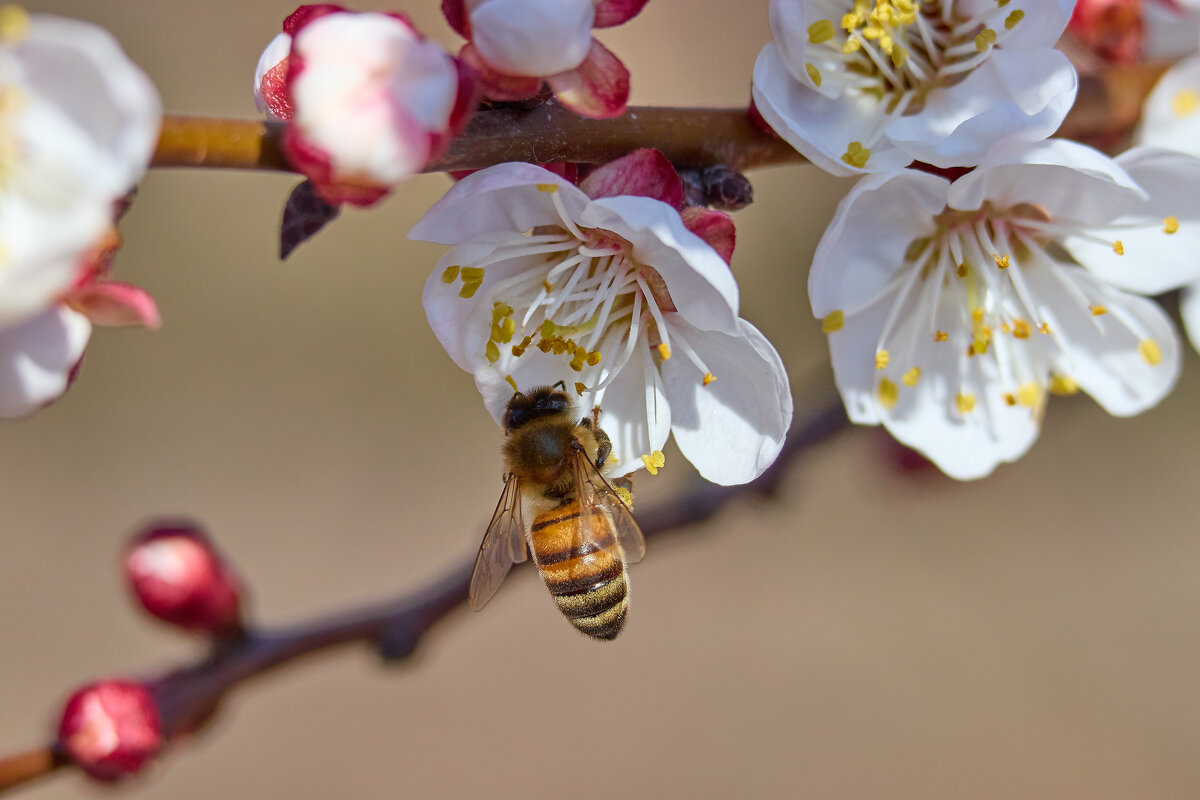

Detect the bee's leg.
[{"left": 591, "top": 405, "right": 602, "bottom": 427}]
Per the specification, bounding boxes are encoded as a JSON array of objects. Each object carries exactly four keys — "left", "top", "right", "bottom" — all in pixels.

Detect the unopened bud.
[
  {"left": 1068, "top": 0, "right": 1144, "bottom": 64},
  {"left": 124, "top": 522, "right": 243, "bottom": 635},
  {"left": 57, "top": 680, "right": 161, "bottom": 782}
]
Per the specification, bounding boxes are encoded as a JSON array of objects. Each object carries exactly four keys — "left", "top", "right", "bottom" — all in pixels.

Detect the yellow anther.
[
  {"left": 586, "top": 351, "right": 602, "bottom": 366},
  {"left": 1048, "top": 374, "right": 1079, "bottom": 396},
  {"left": 1139, "top": 338, "right": 1163, "bottom": 366},
  {"left": 460, "top": 267, "right": 485, "bottom": 282},
  {"left": 499, "top": 317, "right": 516, "bottom": 342},
  {"left": 890, "top": 45, "right": 908, "bottom": 68},
  {"left": 1090, "top": 305, "right": 1107, "bottom": 316},
  {"left": 1016, "top": 382, "right": 1042, "bottom": 408},
  {"left": 574, "top": 381, "right": 587, "bottom": 396},
  {"left": 842, "top": 38, "right": 862, "bottom": 54},
  {"left": 934, "top": 330, "right": 948, "bottom": 342},
  {"left": 957, "top": 263, "right": 968, "bottom": 278},
  {"left": 641, "top": 450, "right": 666, "bottom": 476},
  {"left": 994, "top": 253, "right": 1010, "bottom": 269},
  {"left": 1172, "top": 88, "right": 1200, "bottom": 118},
  {"left": 841, "top": 12, "right": 859, "bottom": 30},
  {"left": 1012, "top": 319, "right": 1031, "bottom": 339},
  {"left": 997, "top": 0, "right": 1011, "bottom": 6},
  {"left": 539, "top": 319, "right": 556, "bottom": 339},
  {"left": 441, "top": 265, "right": 460, "bottom": 283},
  {"left": 542, "top": 280, "right": 554, "bottom": 292},
  {"left": 570, "top": 358, "right": 584, "bottom": 372},
  {"left": 875, "top": 350, "right": 890, "bottom": 369},
  {"left": 902, "top": 367, "right": 921, "bottom": 387},
  {"left": 0, "top": 6, "right": 29, "bottom": 41},
  {"left": 537, "top": 338, "right": 554, "bottom": 353},
  {"left": 1113, "top": 240, "right": 1124, "bottom": 255},
  {"left": 1039, "top": 322, "right": 1051, "bottom": 335},
  {"left": 536, "top": 183, "right": 559, "bottom": 193},
  {"left": 485, "top": 340, "right": 500, "bottom": 364},
  {"left": 1004, "top": 9, "right": 1024, "bottom": 28},
  {"left": 702, "top": 372, "right": 717, "bottom": 386},
  {"left": 657, "top": 343, "right": 672, "bottom": 361},
  {"left": 511, "top": 344, "right": 527, "bottom": 357},
  {"left": 841, "top": 141, "right": 871, "bottom": 169},
  {"left": 492, "top": 302, "right": 513, "bottom": 318},
  {"left": 806, "top": 63, "right": 822, "bottom": 88},
  {"left": 1164, "top": 216, "right": 1180, "bottom": 234},
  {"left": 505, "top": 375, "right": 519, "bottom": 392},
  {"left": 551, "top": 339, "right": 568, "bottom": 354},
  {"left": 821, "top": 310, "right": 845, "bottom": 333},
  {"left": 975, "top": 28, "right": 996, "bottom": 52},
  {"left": 955, "top": 392, "right": 976, "bottom": 414},
  {"left": 877, "top": 378, "right": 899, "bottom": 409},
  {"left": 808, "top": 19, "right": 835, "bottom": 44},
  {"left": 459, "top": 280, "right": 482, "bottom": 299}
]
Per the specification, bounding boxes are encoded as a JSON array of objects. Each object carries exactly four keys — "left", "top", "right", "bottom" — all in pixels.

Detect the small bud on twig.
[
  {"left": 56, "top": 681, "right": 162, "bottom": 782},
  {"left": 124, "top": 522, "right": 244, "bottom": 635}
]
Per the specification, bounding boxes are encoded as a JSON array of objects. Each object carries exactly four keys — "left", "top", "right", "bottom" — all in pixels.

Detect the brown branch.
[
  {"left": 0, "top": 399, "right": 848, "bottom": 794},
  {"left": 151, "top": 62, "right": 1170, "bottom": 176}
]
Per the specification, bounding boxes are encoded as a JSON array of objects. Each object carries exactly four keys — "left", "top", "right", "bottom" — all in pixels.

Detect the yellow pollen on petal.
[
  {"left": 1048, "top": 374, "right": 1079, "bottom": 395},
  {"left": 505, "top": 374, "right": 519, "bottom": 392},
  {"left": 808, "top": 19, "right": 836, "bottom": 43},
  {"left": 485, "top": 340, "right": 500, "bottom": 364},
  {"left": 574, "top": 381, "right": 587, "bottom": 396},
  {"left": 975, "top": 28, "right": 997, "bottom": 52},
  {"left": 1004, "top": 9, "right": 1024, "bottom": 29},
  {"left": 441, "top": 265, "right": 460, "bottom": 283},
  {"left": 875, "top": 350, "right": 890, "bottom": 369},
  {"left": 1164, "top": 216, "right": 1180, "bottom": 234},
  {"left": 702, "top": 372, "right": 717, "bottom": 386},
  {"left": 902, "top": 367, "right": 921, "bottom": 387},
  {"left": 806, "top": 63, "right": 823, "bottom": 87},
  {"left": 1012, "top": 319, "right": 1031, "bottom": 339},
  {"left": 1139, "top": 338, "right": 1163, "bottom": 366},
  {"left": 1113, "top": 240, "right": 1124, "bottom": 255},
  {"left": 1016, "top": 382, "right": 1042, "bottom": 408},
  {"left": 1172, "top": 88, "right": 1200, "bottom": 118},
  {"left": 955, "top": 392, "right": 976, "bottom": 414},
  {"left": 641, "top": 450, "right": 666, "bottom": 476},
  {"left": 1090, "top": 305, "right": 1107, "bottom": 316},
  {"left": 536, "top": 183, "right": 559, "bottom": 193},
  {"left": 994, "top": 253, "right": 1010, "bottom": 269},
  {"left": 877, "top": 378, "right": 899, "bottom": 409},
  {"left": 934, "top": 330, "right": 948, "bottom": 342},
  {"left": 821, "top": 310, "right": 845, "bottom": 333},
  {"left": 0, "top": 6, "right": 30, "bottom": 41},
  {"left": 841, "top": 141, "right": 871, "bottom": 169},
  {"left": 657, "top": 343, "right": 671, "bottom": 361}
]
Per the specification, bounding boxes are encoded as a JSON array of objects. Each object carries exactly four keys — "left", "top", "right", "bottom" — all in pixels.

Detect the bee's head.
[{"left": 504, "top": 384, "right": 574, "bottom": 431}]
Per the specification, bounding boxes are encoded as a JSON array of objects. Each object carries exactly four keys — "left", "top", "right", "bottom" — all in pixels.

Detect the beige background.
[{"left": 6, "top": 1, "right": 1200, "bottom": 797}]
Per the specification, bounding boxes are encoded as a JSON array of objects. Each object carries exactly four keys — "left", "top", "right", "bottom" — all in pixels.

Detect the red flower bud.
[
  {"left": 123, "top": 522, "right": 243, "bottom": 635},
  {"left": 56, "top": 681, "right": 162, "bottom": 782},
  {"left": 1068, "top": 0, "right": 1145, "bottom": 64}
]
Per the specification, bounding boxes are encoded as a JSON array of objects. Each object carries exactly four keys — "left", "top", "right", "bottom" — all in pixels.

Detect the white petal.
[
  {"left": 751, "top": 45, "right": 914, "bottom": 178},
  {"left": 660, "top": 317, "right": 792, "bottom": 485},
  {"left": 955, "top": 0, "right": 1073, "bottom": 51},
  {"left": 1144, "top": 2, "right": 1200, "bottom": 60},
  {"left": 1179, "top": 281, "right": 1200, "bottom": 355},
  {"left": 948, "top": 139, "right": 1146, "bottom": 225},
  {"left": 253, "top": 32, "right": 292, "bottom": 117},
  {"left": 1022, "top": 263, "right": 1180, "bottom": 417},
  {"left": 469, "top": 0, "right": 594, "bottom": 76},
  {"left": 0, "top": 305, "right": 91, "bottom": 418},
  {"left": 590, "top": 342, "right": 670, "bottom": 478},
  {"left": 809, "top": 169, "right": 949, "bottom": 317},
  {"left": 1064, "top": 147, "right": 1200, "bottom": 295},
  {"left": 409, "top": 164, "right": 588, "bottom": 245},
  {"left": 886, "top": 50, "right": 1076, "bottom": 169},
  {"left": 1134, "top": 54, "right": 1200, "bottom": 154},
  {"left": 581, "top": 196, "right": 740, "bottom": 333}
]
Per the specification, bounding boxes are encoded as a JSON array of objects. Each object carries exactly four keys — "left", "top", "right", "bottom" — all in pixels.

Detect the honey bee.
[{"left": 468, "top": 384, "right": 645, "bottom": 641}]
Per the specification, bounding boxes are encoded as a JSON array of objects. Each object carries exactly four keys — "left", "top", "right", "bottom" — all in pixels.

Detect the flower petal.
[
  {"left": 579, "top": 148, "right": 683, "bottom": 208},
  {"left": 66, "top": 281, "right": 160, "bottom": 329},
  {"left": 469, "top": 0, "right": 594, "bottom": 76},
  {"left": 660, "top": 317, "right": 791, "bottom": 485},
  {"left": 680, "top": 207, "right": 735, "bottom": 265},
  {"left": 582, "top": 196, "right": 740, "bottom": 333},
  {"left": 545, "top": 38, "right": 629, "bottom": 119},
  {"left": 1063, "top": 147, "right": 1200, "bottom": 294},
  {"left": 1179, "top": 280, "right": 1200, "bottom": 354},
  {"left": 590, "top": 341, "right": 670, "bottom": 478},
  {"left": 409, "top": 163, "right": 589, "bottom": 245},
  {"left": 885, "top": 49, "right": 1077, "bottom": 169},
  {"left": 751, "top": 45, "right": 914, "bottom": 177},
  {"left": 957, "top": 0, "right": 1074, "bottom": 50},
  {"left": 0, "top": 306, "right": 91, "bottom": 418},
  {"left": 441, "top": 0, "right": 470, "bottom": 37},
  {"left": 458, "top": 43, "right": 542, "bottom": 102},
  {"left": 254, "top": 32, "right": 293, "bottom": 120},
  {"left": 1135, "top": 53, "right": 1200, "bottom": 153},
  {"left": 593, "top": 0, "right": 650, "bottom": 28}
]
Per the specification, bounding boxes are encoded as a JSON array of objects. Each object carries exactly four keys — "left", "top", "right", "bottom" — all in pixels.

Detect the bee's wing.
[
  {"left": 468, "top": 474, "right": 528, "bottom": 611},
  {"left": 572, "top": 448, "right": 646, "bottom": 565}
]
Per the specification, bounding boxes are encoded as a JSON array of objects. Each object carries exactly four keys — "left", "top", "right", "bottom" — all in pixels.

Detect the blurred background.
[{"left": 7, "top": 1, "right": 1200, "bottom": 797}]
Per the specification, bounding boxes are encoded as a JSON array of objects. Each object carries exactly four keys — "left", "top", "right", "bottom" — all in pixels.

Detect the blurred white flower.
[
  {"left": 753, "top": 0, "right": 1078, "bottom": 175},
  {"left": 0, "top": 8, "right": 160, "bottom": 417},
  {"left": 412, "top": 151, "right": 792, "bottom": 485},
  {"left": 811, "top": 139, "right": 1200, "bottom": 478},
  {"left": 256, "top": 6, "right": 474, "bottom": 206}
]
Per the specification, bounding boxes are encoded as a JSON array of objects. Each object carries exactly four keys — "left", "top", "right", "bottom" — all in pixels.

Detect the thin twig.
[
  {"left": 150, "top": 62, "right": 1170, "bottom": 175},
  {"left": 0, "top": 399, "right": 848, "bottom": 793}
]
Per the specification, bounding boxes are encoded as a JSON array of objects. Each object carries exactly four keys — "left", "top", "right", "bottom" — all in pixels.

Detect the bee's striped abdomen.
[{"left": 529, "top": 499, "right": 629, "bottom": 641}]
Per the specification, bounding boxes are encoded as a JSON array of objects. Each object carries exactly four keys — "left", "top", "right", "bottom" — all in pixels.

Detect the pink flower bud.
[
  {"left": 123, "top": 522, "right": 243, "bottom": 635},
  {"left": 56, "top": 681, "right": 162, "bottom": 782},
  {"left": 1069, "top": 0, "right": 1145, "bottom": 63}
]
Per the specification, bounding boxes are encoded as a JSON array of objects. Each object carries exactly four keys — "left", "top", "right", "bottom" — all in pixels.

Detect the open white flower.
[
  {"left": 753, "top": 0, "right": 1078, "bottom": 176},
  {"left": 412, "top": 156, "right": 792, "bottom": 485},
  {"left": 812, "top": 139, "right": 1200, "bottom": 478},
  {"left": 0, "top": 8, "right": 161, "bottom": 417}
]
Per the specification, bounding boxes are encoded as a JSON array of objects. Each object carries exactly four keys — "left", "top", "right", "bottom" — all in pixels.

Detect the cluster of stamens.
[{"left": 803, "top": 0, "right": 1026, "bottom": 168}]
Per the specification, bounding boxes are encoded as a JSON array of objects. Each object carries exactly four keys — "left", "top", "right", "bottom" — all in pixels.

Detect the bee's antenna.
[{"left": 551, "top": 379, "right": 566, "bottom": 391}]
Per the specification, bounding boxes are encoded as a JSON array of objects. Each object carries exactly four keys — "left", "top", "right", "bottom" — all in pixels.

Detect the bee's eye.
[{"left": 505, "top": 408, "right": 529, "bottom": 431}]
